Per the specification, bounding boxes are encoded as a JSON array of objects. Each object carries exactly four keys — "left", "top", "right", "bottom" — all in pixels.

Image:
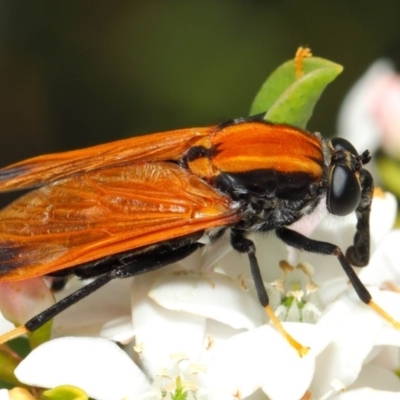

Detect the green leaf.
[
  {"left": 7, "top": 337, "right": 31, "bottom": 359},
  {"left": 40, "top": 385, "right": 89, "bottom": 400},
  {"left": 28, "top": 320, "right": 52, "bottom": 349},
  {"left": 0, "top": 349, "right": 22, "bottom": 387},
  {"left": 250, "top": 56, "right": 343, "bottom": 129}
]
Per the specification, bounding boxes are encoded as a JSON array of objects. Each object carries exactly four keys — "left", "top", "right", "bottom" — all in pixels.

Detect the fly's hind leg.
[
  {"left": 230, "top": 229, "right": 309, "bottom": 356},
  {"left": 0, "top": 237, "right": 203, "bottom": 344},
  {"left": 275, "top": 227, "right": 400, "bottom": 330}
]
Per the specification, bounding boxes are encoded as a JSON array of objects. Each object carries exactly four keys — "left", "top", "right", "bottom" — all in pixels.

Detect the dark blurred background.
[{"left": 1, "top": 1, "right": 400, "bottom": 206}]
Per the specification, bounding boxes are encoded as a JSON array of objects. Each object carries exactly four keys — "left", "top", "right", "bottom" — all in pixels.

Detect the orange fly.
[
  {"left": 0, "top": 114, "right": 393, "bottom": 355},
  {"left": 0, "top": 52, "right": 399, "bottom": 356}
]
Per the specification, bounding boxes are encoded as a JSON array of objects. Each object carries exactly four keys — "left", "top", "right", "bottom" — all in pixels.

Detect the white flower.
[
  {"left": 11, "top": 188, "right": 400, "bottom": 399},
  {"left": 15, "top": 337, "right": 150, "bottom": 400},
  {"left": 8, "top": 255, "right": 319, "bottom": 399}
]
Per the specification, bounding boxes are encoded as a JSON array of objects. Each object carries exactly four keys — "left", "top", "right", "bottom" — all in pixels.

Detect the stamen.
[
  {"left": 264, "top": 305, "right": 309, "bottom": 357},
  {"left": 300, "top": 390, "right": 312, "bottom": 400}
]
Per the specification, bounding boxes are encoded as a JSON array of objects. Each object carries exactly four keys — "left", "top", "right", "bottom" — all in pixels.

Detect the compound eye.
[
  {"left": 327, "top": 165, "right": 361, "bottom": 216},
  {"left": 331, "top": 138, "right": 358, "bottom": 156}
]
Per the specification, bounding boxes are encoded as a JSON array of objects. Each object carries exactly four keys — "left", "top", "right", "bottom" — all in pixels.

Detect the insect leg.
[
  {"left": 110, "top": 241, "right": 204, "bottom": 279},
  {"left": 26, "top": 272, "right": 115, "bottom": 333},
  {"left": 49, "top": 276, "right": 69, "bottom": 292},
  {"left": 31, "top": 242, "right": 203, "bottom": 330},
  {"left": 74, "top": 238, "right": 204, "bottom": 279},
  {"left": 276, "top": 227, "right": 400, "bottom": 329},
  {"left": 0, "top": 241, "right": 203, "bottom": 344},
  {"left": 230, "top": 229, "right": 309, "bottom": 356},
  {"left": 346, "top": 168, "right": 373, "bottom": 267},
  {"left": 0, "top": 272, "right": 115, "bottom": 344}
]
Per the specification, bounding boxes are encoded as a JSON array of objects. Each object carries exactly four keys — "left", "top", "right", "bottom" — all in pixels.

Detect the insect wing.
[
  {"left": 0, "top": 127, "right": 214, "bottom": 191},
  {"left": 0, "top": 161, "right": 239, "bottom": 281}
]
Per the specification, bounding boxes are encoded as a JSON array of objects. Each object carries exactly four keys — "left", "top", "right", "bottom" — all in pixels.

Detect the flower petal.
[
  {"left": 198, "top": 319, "right": 247, "bottom": 367},
  {"left": 310, "top": 287, "right": 399, "bottom": 398},
  {"left": 52, "top": 278, "right": 132, "bottom": 339},
  {"left": 99, "top": 316, "right": 135, "bottom": 344},
  {"left": 14, "top": 337, "right": 149, "bottom": 400},
  {"left": 349, "top": 362, "right": 400, "bottom": 392},
  {"left": 131, "top": 270, "right": 207, "bottom": 379},
  {"left": 150, "top": 270, "right": 264, "bottom": 329},
  {"left": 360, "top": 229, "right": 400, "bottom": 286},
  {"left": 204, "top": 323, "right": 322, "bottom": 399},
  {"left": 371, "top": 290, "right": 400, "bottom": 348},
  {"left": 0, "top": 279, "right": 54, "bottom": 325},
  {"left": 368, "top": 192, "right": 397, "bottom": 250}
]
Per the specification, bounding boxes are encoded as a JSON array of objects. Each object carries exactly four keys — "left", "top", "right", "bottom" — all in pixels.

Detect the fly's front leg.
[
  {"left": 276, "top": 227, "right": 400, "bottom": 329},
  {"left": 230, "top": 229, "right": 309, "bottom": 356},
  {"left": 230, "top": 229, "right": 268, "bottom": 307},
  {"left": 346, "top": 168, "right": 373, "bottom": 267}
]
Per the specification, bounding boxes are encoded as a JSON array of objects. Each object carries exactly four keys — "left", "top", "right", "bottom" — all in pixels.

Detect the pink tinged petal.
[
  {"left": 52, "top": 278, "right": 132, "bottom": 339},
  {"left": 284, "top": 199, "right": 329, "bottom": 268},
  {"left": 290, "top": 197, "right": 329, "bottom": 239},
  {"left": 149, "top": 270, "right": 264, "bottom": 330},
  {"left": 371, "top": 75, "right": 400, "bottom": 156},
  {"left": 337, "top": 59, "right": 395, "bottom": 153},
  {"left": 310, "top": 288, "right": 395, "bottom": 398},
  {"left": 333, "top": 388, "right": 400, "bottom": 400},
  {"left": 0, "top": 279, "right": 54, "bottom": 325},
  {"left": 14, "top": 337, "right": 150, "bottom": 400},
  {"left": 204, "top": 323, "right": 322, "bottom": 400},
  {"left": 131, "top": 270, "right": 207, "bottom": 379}
]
